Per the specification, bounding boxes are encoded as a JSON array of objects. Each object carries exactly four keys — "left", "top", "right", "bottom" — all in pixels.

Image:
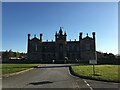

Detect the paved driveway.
[{"left": 2, "top": 64, "right": 119, "bottom": 89}]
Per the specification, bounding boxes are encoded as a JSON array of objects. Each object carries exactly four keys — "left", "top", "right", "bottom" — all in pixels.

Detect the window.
[
  {"left": 85, "top": 44, "right": 90, "bottom": 50},
  {"left": 43, "top": 46, "right": 47, "bottom": 52},
  {"left": 44, "top": 46, "right": 47, "bottom": 49},
  {"left": 35, "top": 44, "right": 37, "bottom": 51},
  {"left": 32, "top": 43, "right": 37, "bottom": 52},
  {"left": 74, "top": 46, "right": 77, "bottom": 51},
  {"left": 77, "top": 46, "right": 79, "bottom": 51},
  {"left": 67, "top": 46, "right": 69, "bottom": 51},
  {"left": 59, "top": 44, "right": 63, "bottom": 52}
]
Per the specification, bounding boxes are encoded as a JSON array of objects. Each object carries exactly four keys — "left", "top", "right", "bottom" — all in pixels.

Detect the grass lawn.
[
  {"left": 72, "top": 65, "right": 119, "bottom": 82},
  {"left": 2, "top": 64, "right": 39, "bottom": 75}
]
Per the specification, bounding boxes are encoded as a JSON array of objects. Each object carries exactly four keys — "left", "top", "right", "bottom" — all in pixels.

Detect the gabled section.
[{"left": 31, "top": 37, "right": 40, "bottom": 41}]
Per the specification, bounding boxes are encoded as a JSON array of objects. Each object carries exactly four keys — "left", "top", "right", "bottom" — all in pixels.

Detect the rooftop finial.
[
  {"left": 59, "top": 27, "right": 63, "bottom": 35},
  {"left": 34, "top": 34, "right": 36, "bottom": 38},
  {"left": 60, "top": 27, "right": 63, "bottom": 30},
  {"left": 87, "top": 33, "right": 88, "bottom": 36},
  {"left": 60, "top": 27, "right": 62, "bottom": 30},
  {"left": 64, "top": 31, "right": 67, "bottom": 36}
]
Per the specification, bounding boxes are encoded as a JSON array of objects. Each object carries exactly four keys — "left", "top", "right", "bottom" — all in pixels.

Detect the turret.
[
  {"left": 55, "top": 31, "right": 57, "bottom": 36},
  {"left": 79, "top": 32, "right": 82, "bottom": 41},
  {"left": 64, "top": 31, "right": 67, "bottom": 36},
  {"left": 92, "top": 32, "right": 96, "bottom": 54},
  {"left": 92, "top": 32, "right": 97, "bottom": 60},
  {"left": 28, "top": 34, "right": 30, "bottom": 40},
  {"left": 64, "top": 31, "right": 67, "bottom": 41},
  {"left": 40, "top": 33, "right": 43, "bottom": 42},
  {"left": 55, "top": 31, "right": 57, "bottom": 41},
  {"left": 92, "top": 32, "right": 95, "bottom": 40},
  {"left": 27, "top": 34, "right": 30, "bottom": 55}
]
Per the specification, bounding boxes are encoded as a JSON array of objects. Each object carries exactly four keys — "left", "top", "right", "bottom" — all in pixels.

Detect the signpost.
[{"left": 89, "top": 60, "right": 97, "bottom": 75}]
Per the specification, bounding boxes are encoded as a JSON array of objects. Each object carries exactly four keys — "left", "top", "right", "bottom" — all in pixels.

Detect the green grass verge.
[
  {"left": 2, "top": 64, "right": 39, "bottom": 75},
  {"left": 72, "top": 65, "right": 119, "bottom": 82}
]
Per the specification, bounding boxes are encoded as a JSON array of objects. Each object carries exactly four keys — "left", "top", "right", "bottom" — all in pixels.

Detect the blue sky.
[{"left": 2, "top": 2, "right": 118, "bottom": 54}]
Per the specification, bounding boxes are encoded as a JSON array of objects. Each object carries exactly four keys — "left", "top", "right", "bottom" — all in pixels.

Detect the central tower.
[{"left": 55, "top": 27, "right": 67, "bottom": 63}]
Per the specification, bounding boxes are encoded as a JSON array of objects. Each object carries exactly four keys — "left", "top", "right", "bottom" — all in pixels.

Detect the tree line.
[
  {"left": 97, "top": 51, "right": 119, "bottom": 64},
  {"left": 1, "top": 50, "right": 26, "bottom": 60}
]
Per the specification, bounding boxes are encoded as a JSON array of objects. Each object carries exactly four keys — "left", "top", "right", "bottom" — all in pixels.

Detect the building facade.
[{"left": 27, "top": 27, "right": 96, "bottom": 63}]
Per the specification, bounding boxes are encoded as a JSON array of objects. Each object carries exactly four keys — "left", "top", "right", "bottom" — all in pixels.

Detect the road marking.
[
  {"left": 84, "top": 80, "right": 87, "bottom": 83},
  {"left": 90, "top": 87, "right": 93, "bottom": 90},
  {"left": 83, "top": 79, "right": 94, "bottom": 90},
  {"left": 87, "top": 83, "right": 90, "bottom": 86}
]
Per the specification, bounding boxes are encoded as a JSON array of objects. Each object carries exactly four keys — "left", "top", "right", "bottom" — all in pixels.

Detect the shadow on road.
[{"left": 29, "top": 81, "right": 53, "bottom": 85}]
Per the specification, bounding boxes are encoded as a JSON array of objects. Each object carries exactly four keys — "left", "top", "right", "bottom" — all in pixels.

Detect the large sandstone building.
[{"left": 27, "top": 27, "right": 96, "bottom": 63}]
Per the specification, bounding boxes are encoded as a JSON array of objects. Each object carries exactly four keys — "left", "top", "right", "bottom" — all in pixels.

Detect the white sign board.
[{"left": 89, "top": 60, "right": 97, "bottom": 64}]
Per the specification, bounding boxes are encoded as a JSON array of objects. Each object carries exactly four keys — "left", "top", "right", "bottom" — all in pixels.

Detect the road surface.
[{"left": 2, "top": 64, "right": 119, "bottom": 89}]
